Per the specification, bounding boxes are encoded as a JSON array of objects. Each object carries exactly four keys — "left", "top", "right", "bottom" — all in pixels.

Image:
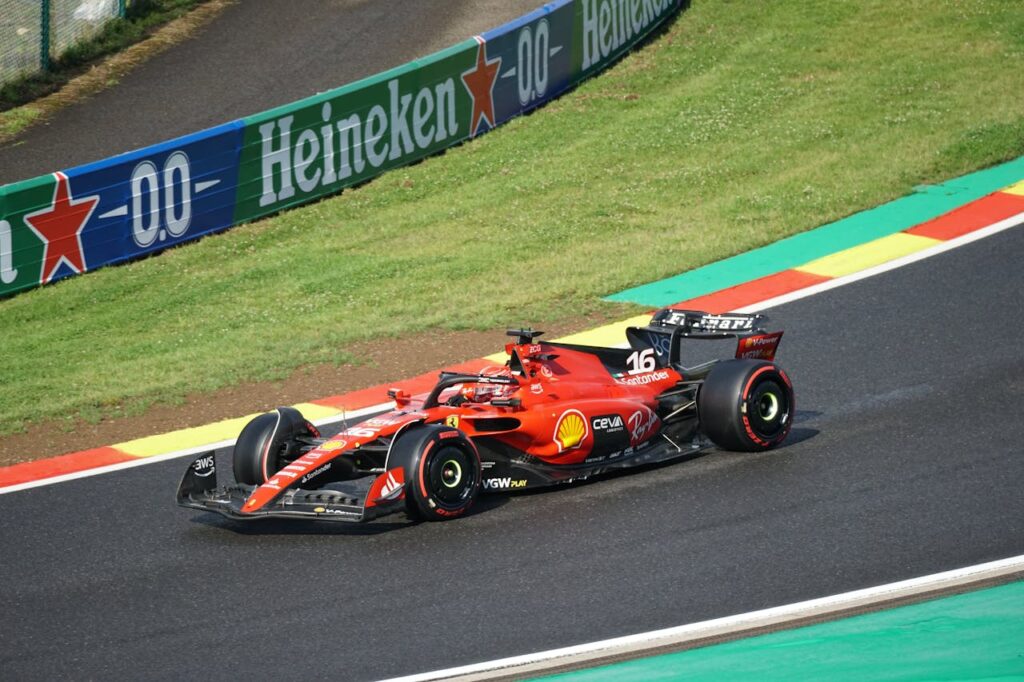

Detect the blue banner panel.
[
  {"left": 59, "top": 121, "right": 244, "bottom": 281},
  {"left": 482, "top": 1, "right": 577, "bottom": 128}
]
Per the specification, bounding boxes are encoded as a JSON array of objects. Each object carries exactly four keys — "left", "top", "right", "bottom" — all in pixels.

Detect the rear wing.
[{"left": 626, "top": 308, "right": 784, "bottom": 365}]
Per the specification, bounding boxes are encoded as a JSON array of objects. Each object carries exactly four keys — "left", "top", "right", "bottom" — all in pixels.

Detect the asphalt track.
[
  {"left": 0, "top": 0, "right": 542, "bottom": 186},
  {"left": 1, "top": 220, "right": 1021, "bottom": 679}
]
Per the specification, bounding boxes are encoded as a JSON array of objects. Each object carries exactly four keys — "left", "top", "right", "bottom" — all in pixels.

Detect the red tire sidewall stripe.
[
  {"left": 741, "top": 364, "right": 792, "bottom": 447},
  {"left": 417, "top": 432, "right": 480, "bottom": 513},
  {"left": 418, "top": 440, "right": 435, "bottom": 499}
]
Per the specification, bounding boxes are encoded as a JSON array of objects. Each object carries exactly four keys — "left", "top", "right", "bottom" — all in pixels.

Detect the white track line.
[
  {"left": 380, "top": 554, "right": 1024, "bottom": 682},
  {"left": 736, "top": 212, "right": 1024, "bottom": 314},
  {"left": 0, "top": 403, "right": 390, "bottom": 495},
  {"left": 4, "top": 212, "right": 1022, "bottom": 497}
]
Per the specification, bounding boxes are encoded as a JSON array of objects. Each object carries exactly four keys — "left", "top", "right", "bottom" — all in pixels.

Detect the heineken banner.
[{"left": 0, "top": 0, "right": 684, "bottom": 298}]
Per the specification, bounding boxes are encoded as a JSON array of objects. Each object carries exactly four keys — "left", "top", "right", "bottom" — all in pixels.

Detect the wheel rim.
[
  {"left": 747, "top": 379, "right": 789, "bottom": 439},
  {"left": 440, "top": 459, "right": 463, "bottom": 489},
  {"left": 427, "top": 445, "right": 476, "bottom": 507},
  {"left": 758, "top": 392, "right": 780, "bottom": 421}
]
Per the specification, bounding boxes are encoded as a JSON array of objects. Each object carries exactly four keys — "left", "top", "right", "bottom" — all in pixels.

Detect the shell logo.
[{"left": 554, "top": 410, "right": 588, "bottom": 452}]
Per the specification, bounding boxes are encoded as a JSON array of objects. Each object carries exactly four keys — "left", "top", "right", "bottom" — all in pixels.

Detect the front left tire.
[{"left": 390, "top": 424, "right": 481, "bottom": 521}]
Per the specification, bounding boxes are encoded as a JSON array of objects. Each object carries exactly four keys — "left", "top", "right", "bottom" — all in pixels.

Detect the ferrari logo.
[{"left": 446, "top": 415, "right": 460, "bottom": 428}]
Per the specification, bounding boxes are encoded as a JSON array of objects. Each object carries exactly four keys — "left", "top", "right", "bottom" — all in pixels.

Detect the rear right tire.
[{"left": 698, "top": 360, "right": 794, "bottom": 452}]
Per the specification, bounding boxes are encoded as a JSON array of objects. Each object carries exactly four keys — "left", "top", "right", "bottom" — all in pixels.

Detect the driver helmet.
[{"left": 460, "top": 365, "right": 517, "bottom": 403}]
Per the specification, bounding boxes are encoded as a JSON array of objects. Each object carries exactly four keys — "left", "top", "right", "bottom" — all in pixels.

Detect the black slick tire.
[
  {"left": 232, "top": 407, "right": 318, "bottom": 485},
  {"left": 390, "top": 424, "right": 481, "bottom": 522},
  {"left": 698, "top": 360, "right": 794, "bottom": 452}
]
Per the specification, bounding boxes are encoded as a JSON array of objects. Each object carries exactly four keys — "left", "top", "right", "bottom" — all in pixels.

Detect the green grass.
[
  {"left": 0, "top": 0, "right": 207, "bottom": 112},
  {"left": 1, "top": 0, "right": 1023, "bottom": 436},
  {"left": 0, "top": 105, "right": 41, "bottom": 138}
]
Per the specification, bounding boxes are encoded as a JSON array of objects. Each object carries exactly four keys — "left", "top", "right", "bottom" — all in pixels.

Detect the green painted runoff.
[
  {"left": 607, "top": 156, "right": 1024, "bottom": 306},
  {"left": 538, "top": 580, "right": 1024, "bottom": 681}
]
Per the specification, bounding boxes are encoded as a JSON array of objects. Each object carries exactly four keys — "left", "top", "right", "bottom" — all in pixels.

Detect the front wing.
[{"left": 175, "top": 453, "right": 404, "bottom": 523}]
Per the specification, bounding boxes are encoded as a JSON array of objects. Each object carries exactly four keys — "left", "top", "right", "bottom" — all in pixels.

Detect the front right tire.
[{"left": 232, "top": 407, "right": 318, "bottom": 485}]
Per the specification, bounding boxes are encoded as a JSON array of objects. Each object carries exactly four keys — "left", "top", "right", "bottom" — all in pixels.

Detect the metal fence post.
[{"left": 40, "top": 0, "right": 51, "bottom": 71}]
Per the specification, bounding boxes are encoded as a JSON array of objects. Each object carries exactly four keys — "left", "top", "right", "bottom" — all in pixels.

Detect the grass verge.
[
  {"left": 0, "top": 0, "right": 228, "bottom": 141},
  {"left": 1, "top": 0, "right": 207, "bottom": 110},
  {"left": 1, "top": 0, "right": 1023, "bottom": 437}
]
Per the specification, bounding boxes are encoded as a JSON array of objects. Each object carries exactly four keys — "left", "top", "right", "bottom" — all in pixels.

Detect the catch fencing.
[
  {"left": 0, "top": 0, "right": 127, "bottom": 83},
  {"left": 0, "top": 0, "right": 686, "bottom": 297}
]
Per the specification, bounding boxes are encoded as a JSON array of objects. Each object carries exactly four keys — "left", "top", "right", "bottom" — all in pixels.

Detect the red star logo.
[
  {"left": 461, "top": 37, "right": 501, "bottom": 138},
  {"left": 23, "top": 172, "right": 98, "bottom": 284}
]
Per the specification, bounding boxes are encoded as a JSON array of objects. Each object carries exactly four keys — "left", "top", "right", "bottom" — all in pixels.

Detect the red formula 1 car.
[{"left": 177, "top": 308, "right": 794, "bottom": 523}]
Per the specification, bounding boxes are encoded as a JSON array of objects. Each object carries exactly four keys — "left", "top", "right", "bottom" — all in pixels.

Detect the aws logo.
[{"left": 554, "top": 410, "right": 588, "bottom": 452}]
